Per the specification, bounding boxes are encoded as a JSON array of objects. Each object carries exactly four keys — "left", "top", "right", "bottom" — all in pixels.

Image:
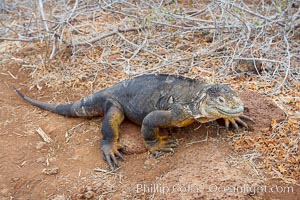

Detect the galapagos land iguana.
[{"left": 14, "top": 74, "right": 254, "bottom": 171}]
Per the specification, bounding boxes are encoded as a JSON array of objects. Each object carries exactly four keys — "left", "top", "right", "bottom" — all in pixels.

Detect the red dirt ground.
[{"left": 0, "top": 66, "right": 299, "bottom": 199}]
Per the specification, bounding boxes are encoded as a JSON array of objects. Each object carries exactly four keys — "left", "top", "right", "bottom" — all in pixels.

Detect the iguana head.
[{"left": 197, "top": 84, "right": 244, "bottom": 120}]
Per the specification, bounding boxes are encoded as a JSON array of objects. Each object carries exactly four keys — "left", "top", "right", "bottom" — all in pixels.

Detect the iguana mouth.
[{"left": 216, "top": 106, "right": 244, "bottom": 116}]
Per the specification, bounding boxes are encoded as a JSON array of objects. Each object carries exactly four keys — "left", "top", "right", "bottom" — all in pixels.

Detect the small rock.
[
  {"left": 11, "top": 177, "right": 20, "bottom": 182},
  {"left": 84, "top": 191, "right": 95, "bottom": 199},
  {"left": 36, "top": 157, "right": 46, "bottom": 163},
  {"left": 48, "top": 157, "right": 56, "bottom": 163},
  {"left": 143, "top": 157, "right": 157, "bottom": 170},
  {"left": 0, "top": 188, "right": 9, "bottom": 196},
  {"left": 112, "top": 193, "right": 123, "bottom": 199},
  {"left": 86, "top": 186, "right": 93, "bottom": 191},
  {"left": 42, "top": 167, "right": 59, "bottom": 175},
  {"left": 50, "top": 195, "right": 66, "bottom": 200},
  {"left": 36, "top": 141, "right": 47, "bottom": 150}
]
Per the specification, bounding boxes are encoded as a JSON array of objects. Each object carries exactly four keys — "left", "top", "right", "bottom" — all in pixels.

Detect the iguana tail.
[{"left": 14, "top": 87, "right": 103, "bottom": 117}]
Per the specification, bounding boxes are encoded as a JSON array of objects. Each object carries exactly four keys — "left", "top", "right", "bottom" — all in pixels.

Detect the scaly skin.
[{"left": 14, "top": 74, "right": 254, "bottom": 171}]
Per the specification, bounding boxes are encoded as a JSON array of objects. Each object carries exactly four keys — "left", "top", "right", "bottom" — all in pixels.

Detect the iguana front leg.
[
  {"left": 100, "top": 101, "right": 125, "bottom": 171},
  {"left": 224, "top": 115, "right": 255, "bottom": 130},
  {"left": 141, "top": 109, "right": 191, "bottom": 156}
]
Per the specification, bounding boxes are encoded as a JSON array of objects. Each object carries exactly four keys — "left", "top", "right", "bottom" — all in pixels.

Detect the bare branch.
[
  {"left": 38, "top": 0, "right": 49, "bottom": 32},
  {"left": 275, "top": 35, "right": 292, "bottom": 91},
  {"left": 0, "top": 37, "right": 40, "bottom": 42},
  {"left": 73, "top": 26, "right": 149, "bottom": 46}
]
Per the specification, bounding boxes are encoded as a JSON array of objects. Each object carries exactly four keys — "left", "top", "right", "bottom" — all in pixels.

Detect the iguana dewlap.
[{"left": 14, "top": 74, "right": 254, "bottom": 171}]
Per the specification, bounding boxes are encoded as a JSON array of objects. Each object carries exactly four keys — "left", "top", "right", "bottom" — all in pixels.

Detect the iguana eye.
[{"left": 218, "top": 96, "right": 225, "bottom": 104}]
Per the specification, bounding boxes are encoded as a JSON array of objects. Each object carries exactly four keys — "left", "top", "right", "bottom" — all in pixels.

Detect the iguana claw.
[
  {"left": 101, "top": 143, "right": 124, "bottom": 171},
  {"left": 146, "top": 136, "right": 178, "bottom": 157},
  {"left": 152, "top": 147, "right": 175, "bottom": 158},
  {"left": 241, "top": 115, "right": 255, "bottom": 123},
  {"left": 224, "top": 115, "right": 255, "bottom": 131}
]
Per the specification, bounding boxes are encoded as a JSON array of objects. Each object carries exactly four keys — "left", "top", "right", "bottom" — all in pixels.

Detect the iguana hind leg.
[
  {"left": 101, "top": 101, "right": 125, "bottom": 171},
  {"left": 141, "top": 110, "right": 179, "bottom": 157}
]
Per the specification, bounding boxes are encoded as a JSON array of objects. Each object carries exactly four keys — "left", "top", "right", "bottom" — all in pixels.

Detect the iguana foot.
[
  {"left": 101, "top": 141, "right": 124, "bottom": 171},
  {"left": 224, "top": 115, "right": 255, "bottom": 130},
  {"left": 146, "top": 135, "right": 178, "bottom": 158}
]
